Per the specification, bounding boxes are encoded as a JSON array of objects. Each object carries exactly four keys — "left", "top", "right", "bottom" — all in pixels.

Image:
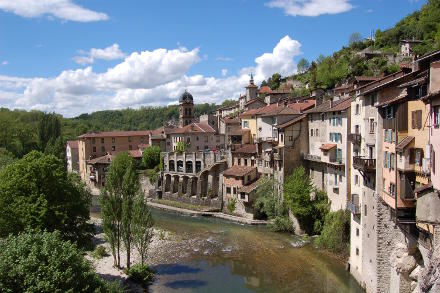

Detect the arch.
[
  {"left": 177, "top": 160, "right": 184, "bottom": 172},
  {"left": 164, "top": 174, "right": 171, "bottom": 192},
  {"left": 169, "top": 160, "right": 175, "bottom": 172},
  {"left": 172, "top": 175, "right": 179, "bottom": 193}
]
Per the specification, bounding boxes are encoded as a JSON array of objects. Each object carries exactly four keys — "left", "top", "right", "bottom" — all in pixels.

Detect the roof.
[
  {"left": 396, "top": 136, "right": 414, "bottom": 152},
  {"left": 224, "top": 117, "right": 240, "bottom": 124},
  {"left": 360, "top": 71, "right": 414, "bottom": 96},
  {"left": 232, "top": 144, "right": 257, "bottom": 154},
  {"left": 79, "top": 130, "right": 151, "bottom": 139},
  {"left": 376, "top": 91, "right": 407, "bottom": 107},
  {"left": 320, "top": 144, "right": 337, "bottom": 151},
  {"left": 421, "top": 90, "right": 440, "bottom": 102},
  {"left": 245, "top": 98, "right": 265, "bottom": 107},
  {"left": 168, "top": 122, "right": 215, "bottom": 134},
  {"left": 229, "top": 129, "right": 250, "bottom": 136},
  {"left": 355, "top": 76, "right": 380, "bottom": 83},
  {"left": 128, "top": 149, "right": 142, "bottom": 158},
  {"left": 414, "top": 182, "right": 433, "bottom": 195},
  {"left": 241, "top": 178, "right": 263, "bottom": 193},
  {"left": 66, "top": 140, "right": 78, "bottom": 149},
  {"left": 277, "top": 114, "right": 307, "bottom": 129},
  {"left": 305, "top": 97, "right": 351, "bottom": 114},
  {"left": 223, "top": 165, "right": 256, "bottom": 177},
  {"left": 399, "top": 76, "right": 428, "bottom": 88},
  {"left": 259, "top": 86, "right": 272, "bottom": 94},
  {"left": 242, "top": 100, "right": 314, "bottom": 117},
  {"left": 138, "top": 143, "right": 149, "bottom": 149},
  {"left": 88, "top": 154, "right": 114, "bottom": 165}
]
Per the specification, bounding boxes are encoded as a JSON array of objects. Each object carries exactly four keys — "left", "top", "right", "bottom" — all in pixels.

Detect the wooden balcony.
[
  {"left": 353, "top": 156, "right": 376, "bottom": 172},
  {"left": 348, "top": 133, "right": 361, "bottom": 145}
]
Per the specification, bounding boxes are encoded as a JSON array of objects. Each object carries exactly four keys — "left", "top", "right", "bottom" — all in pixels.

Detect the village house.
[
  {"left": 66, "top": 140, "right": 79, "bottom": 173},
  {"left": 304, "top": 97, "right": 352, "bottom": 211},
  {"left": 222, "top": 165, "right": 260, "bottom": 218}
]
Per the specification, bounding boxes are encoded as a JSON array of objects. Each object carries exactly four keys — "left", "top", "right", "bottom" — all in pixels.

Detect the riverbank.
[{"left": 147, "top": 200, "right": 268, "bottom": 225}]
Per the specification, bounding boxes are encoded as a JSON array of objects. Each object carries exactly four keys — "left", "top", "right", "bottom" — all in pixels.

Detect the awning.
[
  {"left": 320, "top": 144, "right": 337, "bottom": 151},
  {"left": 396, "top": 136, "right": 414, "bottom": 152}
]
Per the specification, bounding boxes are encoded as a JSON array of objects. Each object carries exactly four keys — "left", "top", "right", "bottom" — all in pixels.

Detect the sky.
[{"left": 0, "top": 0, "right": 426, "bottom": 117}]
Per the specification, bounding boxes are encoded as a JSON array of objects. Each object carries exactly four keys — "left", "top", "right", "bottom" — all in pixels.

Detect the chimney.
[{"left": 329, "top": 97, "right": 333, "bottom": 109}]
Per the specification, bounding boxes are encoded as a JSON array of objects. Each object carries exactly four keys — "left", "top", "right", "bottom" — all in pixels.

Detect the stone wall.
[{"left": 160, "top": 192, "right": 222, "bottom": 211}]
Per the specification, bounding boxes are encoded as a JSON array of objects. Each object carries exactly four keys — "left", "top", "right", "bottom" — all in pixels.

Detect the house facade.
[{"left": 66, "top": 140, "right": 79, "bottom": 173}]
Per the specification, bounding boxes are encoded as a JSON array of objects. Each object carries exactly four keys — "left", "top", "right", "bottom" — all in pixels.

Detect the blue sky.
[{"left": 0, "top": 0, "right": 426, "bottom": 116}]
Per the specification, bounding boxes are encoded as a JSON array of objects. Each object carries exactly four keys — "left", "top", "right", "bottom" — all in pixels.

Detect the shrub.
[
  {"left": 0, "top": 230, "right": 123, "bottom": 292},
  {"left": 92, "top": 245, "right": 108, "bottom": 259},
  {"left": 142, "top": 146, "right": 161, "bottom": 169},
  {"left": 126, "top": 264, "right": 155, "bottom": 288},
  {"left": 316, "top": 210, "right": 351, "bottom": 255},
  {"left": 226, "top": 198, "right": 236, "bottom": 214}
]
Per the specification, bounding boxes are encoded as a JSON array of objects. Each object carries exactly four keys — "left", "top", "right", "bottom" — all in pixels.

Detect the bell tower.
[{"left": 179, "top": 90, "right": 195, "bottom": 127}]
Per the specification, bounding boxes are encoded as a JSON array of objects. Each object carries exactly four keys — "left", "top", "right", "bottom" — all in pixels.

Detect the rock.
[{"left": 410, "top": 265, "right": 422, "bottom": 281}]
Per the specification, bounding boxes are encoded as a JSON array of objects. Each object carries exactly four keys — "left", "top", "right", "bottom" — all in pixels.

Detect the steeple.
[{"left": 250, "top": 73, "right": 254, "bottom": 85}]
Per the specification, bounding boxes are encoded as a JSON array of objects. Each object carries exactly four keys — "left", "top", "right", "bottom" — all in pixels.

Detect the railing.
[
  {"left": 303, "top": 154, "right": 321, "bottom": 162},
  {"left": 329, "top": 157, "right": 344, "bottom": 165},
  {"left": 353, "top": 156, "right": 376, "bottom": 172},
  {"left": 348, "top": 133, "right": 362, "bottom": 145}
]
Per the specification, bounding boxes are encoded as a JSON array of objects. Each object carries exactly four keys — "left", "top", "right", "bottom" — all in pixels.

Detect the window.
[
  {"left": 128, "top": 137, "right": 132, "bottom": 142},
  {"left": 415, "top": 148, "right": 423, "bottom": 166},
  {"left": 356, "top": 104, "right": 360, "bottom": 115},
  {"left": 310, "top": 168, "right": 314, "bottom": 179},
  {"left": 356, "top": 248, "right": 359, "bottom": 256},
  {"left": 281, "top": 134, "right": 284, "bottom": 142},
  {"left": 93, "top": 146, "right": 96, "bottom": 152},
  {"left": 112, "top": 146, "right": 115, "bottom": 151},
  {"left": 289, "top": 136, "right": 293, "bottom": 141},
  {"left": 244, "top": 159, "right": 248, "bottom": 166},
  {"left": 389, "top": 183, "right": 396, "bottom": 197},
  {"left": 364, "top": 205, "right": 367, "bottom": 216},
  {"left": 92, "top": 138, "right": 96, "bottom": 144},
  {"left": 243, "top": 121, "right": 249, "bottom": 128},
  {"left": 385, "top": 106, "right": 394, "bottom": 119},
  {"left": 226, "top": 187, "right": 231, "bottom": 194},
  {"left": 391, "top": 153, "right": 395, "bottom": 170},
  {"left": 233, "top": 187, "right": 237, "bottom": 194},
  {"left": 355, "top": 175, "right": 359, "bottom": 186},
  {"left": 101, "top": 146, "right": 105, "bottom": 152},
  {"left": 240, "top": 193, "right": 246, "bottom": 200},
  {"left": 101, "top": 138, "right": 104, "bottom": 144},
  {"left": 129, "top": 145, "right": 132, "bottom": 150},
  {"left": 356, "top": 228, "right": 359, "bottom": 237},
  {"left": 187, "top": 137, "right": 190, "bottom": 144},
  {"left": 316, "top": 129, "right": 319, "bottom": 136},
  {"left": 112, "top": 137, "right": 115, "bottom": 143},
  {"left": 321, "top": 113, "right": 325, "bottom": 121},
  {"left": 310, "top": 129, "right": 314, "bottom": 136},
  {"left": 369, "top": 118, "right": 375, "bottom": 134},
  {"left": 434, "top": 106, "right": 440, "bottom": 126},
  {"left": 411, "top": 110, "right": 422, "bottom": 129}
]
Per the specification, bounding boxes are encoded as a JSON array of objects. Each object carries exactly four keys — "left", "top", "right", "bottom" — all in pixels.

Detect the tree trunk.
[{"left": 127, "top": 243, "right": 131, "bottom": 269}]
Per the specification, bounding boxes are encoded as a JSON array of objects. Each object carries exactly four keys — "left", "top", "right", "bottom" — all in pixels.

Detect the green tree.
[
  {"left": 142, "top": 146, "right": 161, "bottom": 169},
  {"left": 0, "top": 148, "right": 15, "bottom": 170},
  {"left": 0, "top": 151, "right": 93, "bottom": 245},
  {"left": 38, "top": 113, "right": 61, "bottom": 151},
  {"left": 283, "top": 166, "right": 329, "bottom": 234},
  {"left": 269, "top": 73, "right": 282, "bottom": 90},
  {"left": 297, "top": 58, "right": 310, "bottom": 73},
  {"left": 101, "top": 152, "right": 138, "bottom": 269},
  {"left": 176, "top": 141, "right": 186, "bottom": 153},
  {"left": 316, "top": 210, "right": 351, "bottom": 255},
  {"left": 0, "top": 230, "right": 122, "bottom": 292},
  {"left": 132, "top": 195, "right": 154, "bottom": 266}
]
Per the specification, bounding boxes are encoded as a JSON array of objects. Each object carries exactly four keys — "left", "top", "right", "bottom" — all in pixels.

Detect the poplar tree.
[{"left": 132, "top": 194, "right": 154, "bottom": 266}]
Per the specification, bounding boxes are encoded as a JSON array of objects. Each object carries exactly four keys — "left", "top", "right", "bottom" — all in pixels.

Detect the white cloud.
[
  {"left": 266, "top": 0, "right": 352, "bottom": 17},
  {"left": 0, "top": 0, "right": 108, "bottom": 22},
  {"left": 0, "top": 36, "right": 302, "bottom": 117},
  {"left": 216, "top": 56, "right": 233, "bottom": 62},
  {"left": 1, "top": 61, "right": 8, "bottom": 66},
  {"left": 74, "top": 44, "right": 126, "bottom": 65}
]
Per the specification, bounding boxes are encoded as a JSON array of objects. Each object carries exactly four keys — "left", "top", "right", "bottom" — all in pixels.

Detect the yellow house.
[{"left": 240, "top": 110, "right": 258, "bottom": 143}]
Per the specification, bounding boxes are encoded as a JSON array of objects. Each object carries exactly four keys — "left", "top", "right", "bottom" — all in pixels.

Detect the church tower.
[
  {"left": 179, "top": 90, "right": 195, "bottom": 127},
  {"left": 245, "top": 73, "right": 258, "bottom": 102}
]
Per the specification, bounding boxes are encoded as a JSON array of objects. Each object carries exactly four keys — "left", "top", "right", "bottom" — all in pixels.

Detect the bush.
[
  {"left": 271, "top": 215, "right": 294, "bottom": 233},
  {"left": 92, "top": 245, "right": 108, "bottom": 259},
  {"left": 126, "top": 264, "right": 155, "bottom": 288},
  {"left": 316, "top": 210, "right": 351, "bottom": 255},
  {"left": 0, "top": 230, "right": 123, "bottom": 292},
  {"left": 145, "top": 167, "right": 159, "bottom": 184},
  {"left": 226, "top": 198, "right": 236, "bottom": 214}
]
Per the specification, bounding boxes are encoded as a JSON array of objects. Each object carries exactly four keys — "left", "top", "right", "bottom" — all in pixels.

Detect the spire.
[{"left": 250, "top": 73, "right": 254, "bottom": 85}]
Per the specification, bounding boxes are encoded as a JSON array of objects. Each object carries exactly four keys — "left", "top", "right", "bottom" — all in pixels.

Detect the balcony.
[
  {"left": 273, "top": 153, "right": 281, "bottom": 160},
  {"left": 348, "top": 133, "right": 362, "bottom": 145},
  {"left": 353, "top": 156, "right": 376, "bottom": 172},
  {"left": 348, "top": 194, "right": 360, "bottom": 215},
  {"left": 303, "top": 153, "right": 322, "bottom": 162}
]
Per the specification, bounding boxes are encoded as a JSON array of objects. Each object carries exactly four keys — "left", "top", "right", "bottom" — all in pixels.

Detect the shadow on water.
[
  {"left": 151, "top": 264, "right": 203, "bottom": 275},
  {"left": 163, "top": 279, "right": 207, "bottom": 289}
]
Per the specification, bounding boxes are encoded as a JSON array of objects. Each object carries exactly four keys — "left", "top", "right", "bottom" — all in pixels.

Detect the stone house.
[
  {"left": 66, "top": 140, "right": 79, "bottom": 173},
  {"left": 166, "top": 122, "right": 224, "bottom": 152},
  {"left": 222, "top": 165, "right": 259, "bottom": 218}
]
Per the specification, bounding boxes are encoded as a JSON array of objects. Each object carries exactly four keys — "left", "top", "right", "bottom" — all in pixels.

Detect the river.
[{"left": 143, "top": 208, "right": 364, "bottom": 293}]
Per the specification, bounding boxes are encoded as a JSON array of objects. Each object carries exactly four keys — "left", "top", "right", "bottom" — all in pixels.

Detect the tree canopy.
[
  {"left": 142, "top": 146, "right": 161, "bottom": 169},
  {"left": 0, "top": 151, "right": 93, "bottom": 246}
]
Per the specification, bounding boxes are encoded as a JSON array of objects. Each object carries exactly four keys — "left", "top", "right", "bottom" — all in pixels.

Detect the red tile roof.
[
  {"left": 224, "top": 117, "right": 240, "bottom": 124},
  {"left": 232, "top": 144, "right": 257, "bottom": 154},
  {"left": 259, "top": 86, "right": 272, "bottom": 94},
  {"left": 241, "top": 178, "right": 262, "bottom": 193},
  {"left": 277, "top": 114, "right": 307, "bottom": 129},
  {"left": 87, "top": 154, "right": 114, "bottom": 165},
  {"left": 396, "top": 136, "right": 414, "bottom": 152},
  {"left": 168, "top": 122, "right": 215, "bottom": 134},
  {"left": 67, "top": 140, "right": 78, "bottom": 149},
  {"left": 305, "top": 97, "right": 351, "bottom": 114},
  {"left": 129, "top": 149, "right": 143, "bottom": 158},
  {"left": 320, "top": 144, "right": 337, "bottom": 151},
  {"left": 223, "top": 165, "right": 256, "bottom": 177},
  {"left": 79, "top": 130, "right": 151, "bottom": 139}
]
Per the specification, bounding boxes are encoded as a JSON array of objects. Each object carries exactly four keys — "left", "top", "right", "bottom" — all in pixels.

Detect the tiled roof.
[
  {"left": 305, "top": 97, "right": 351, "bottom": 114},
  {"left": 355, "top": 76, "right": 380, "bottom": 83},
  {"left": 245, "top": 98, "right": 265, "bottom": 106},
  {"left": 242, "top": 100, "right": 314, "bottom": 117},
  {"left": 129, "top": 149, "right": 142, "bottom": 158},
  {"left": 360, "top": 71, "right": 415, "bottom": 96},
  {"left": 241, "top": 178, "right": 263, "bottom": 193},
  {"left": 168, "top": 122, "right": 215, "bottom": 134},
  {"left": 399, "top": 76, "right": 428, "bottom": 88},
  {"left": 232, "top": 144, "right": 257, "bottom": 154},
  {"left": 396, "top": 136, "right": 414, "bottom": 152},
  {"left": 88, "top": 154, "right": 114, "bottom": 165},
  {"left": 421, "top": 90, "right": 440, "bottom": 102},
  {"left": 79, "top": 130, "right": 151, "bottom": 139},
  {"left": 277, "top": 114, "right": 307, "bottom": 129},
  {"left": 138, "top": 143, "right": 150, "bottom": 149},
  {"left": 320, "top": 143, "right": 337, "bottom": 151},
  {"left": 67, "top": 140, "right": 78, "bottom": 148},
  {"left": 223, "top": 165, "right": 256, "bottom": 177},
  {"left": 229, "top": 129, "right": 250, "bottom": 136},
  {"left": 376, "top": 92, "right": 407, "bottom": 107},
  {"left": 224, "top": 117, "right": 240, "bottom": 124}
]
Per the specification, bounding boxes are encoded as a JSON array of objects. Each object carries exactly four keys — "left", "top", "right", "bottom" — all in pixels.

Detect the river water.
[{"left": 146, "top": 208, "right": 364, "bottom": 293}]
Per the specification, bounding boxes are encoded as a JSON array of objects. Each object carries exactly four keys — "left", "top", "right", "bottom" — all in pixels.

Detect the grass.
[{"left": 91, "top": 245, "right": 108, "bottom": 259}]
